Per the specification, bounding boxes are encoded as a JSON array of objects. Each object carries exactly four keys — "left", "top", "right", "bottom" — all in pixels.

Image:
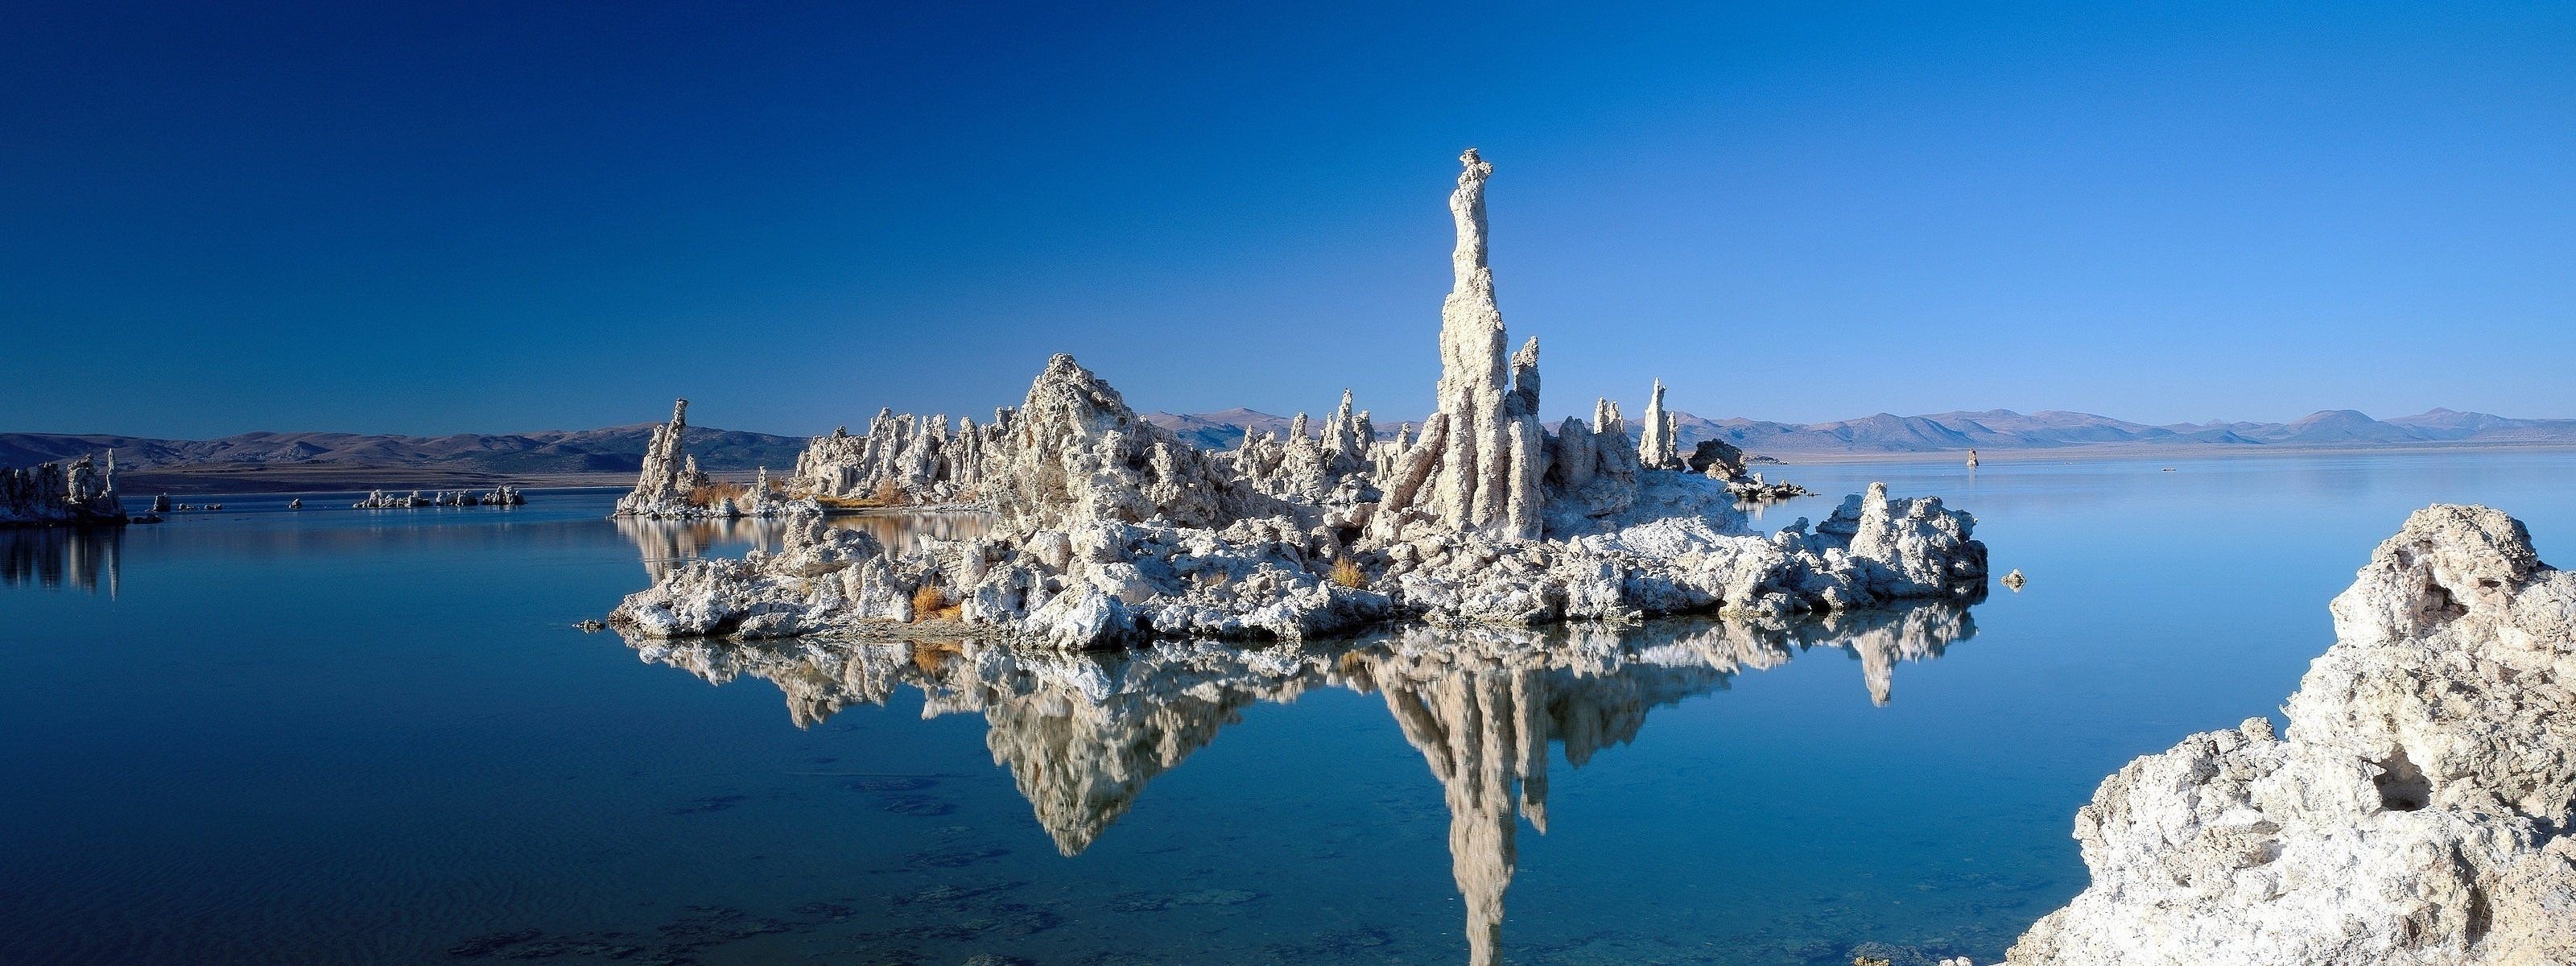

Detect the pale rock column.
[
  {"left": 1639, "top": 379, "right": 1679, "bottom": 470},
  {"left": 1426, "top": 148, "right": 1544, "bottom": 540}
]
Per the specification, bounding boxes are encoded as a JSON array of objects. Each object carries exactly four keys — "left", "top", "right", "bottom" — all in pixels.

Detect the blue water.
[{"left": 5, "top": 450, "right": 2574, "bottom": 966}]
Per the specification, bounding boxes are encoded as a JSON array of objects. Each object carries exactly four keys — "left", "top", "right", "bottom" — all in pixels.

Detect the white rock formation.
[
  {"left": 0, "top": 452, "right": 125, "bottom": 527},
  {"left": 605, "top": 150, "right": 1985, "bottom": 648},
  {"left": 613, "top": 398, "right": 817, "bottom": 519},
  {"left": 786, "top": 407, "right": 1007, "bottom": 506},
  {"left": 2006, "top": 504, "right": 2576, "bottom": 966},
  {"left": 1398, "top": 148, "right": 1546, "bottom": 541},
  {"left": 989, "top": 353, "right": 1286, "bottom": 534},
  {"left": 1234, "top": 389, "right": 1382, "bottom": 503},
  {"left": 1638, "top": 378, "right": 1679, "bottom": 470}
]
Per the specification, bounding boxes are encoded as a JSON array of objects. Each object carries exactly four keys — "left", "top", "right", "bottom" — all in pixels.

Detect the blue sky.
[{"left": 4, "top": 2, "right": 2570, "bottom": 438}]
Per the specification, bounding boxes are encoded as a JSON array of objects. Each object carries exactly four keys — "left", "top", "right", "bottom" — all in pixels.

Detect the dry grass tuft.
[
  {"left": 1329, "top": 555, "right": 1365, "bottom": 589},
  {"left": 685, "top": 481, "right": 749, "bottom": 508},
  {"left": 910, "top": 584, "right": 961, "bottom": 622}
]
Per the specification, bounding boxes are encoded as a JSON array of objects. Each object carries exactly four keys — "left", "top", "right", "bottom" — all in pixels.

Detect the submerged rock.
[{"left": 2005, "top": 504, "right": 2576, "bottom": 966}]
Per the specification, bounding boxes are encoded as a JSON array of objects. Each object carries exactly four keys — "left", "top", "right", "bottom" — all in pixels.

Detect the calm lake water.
[{"left": 6, "top": 452, "right": 2574, "bottom": 966}]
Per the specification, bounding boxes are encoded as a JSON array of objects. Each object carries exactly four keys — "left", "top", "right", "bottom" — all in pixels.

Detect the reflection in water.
[
  {"left": 628, "top": 604, "right": 1974, "bottom": 964},
  {"left": 614, "top": 510, "right": 991, "bottom": 581},
  {"left": 2, "top": 526, "right": 122, "bottom": 595}
]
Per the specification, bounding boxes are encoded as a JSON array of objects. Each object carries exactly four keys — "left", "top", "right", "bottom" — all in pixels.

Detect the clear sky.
[{"left": 4, "top": 2, "right": 2571, "bottom": 438}]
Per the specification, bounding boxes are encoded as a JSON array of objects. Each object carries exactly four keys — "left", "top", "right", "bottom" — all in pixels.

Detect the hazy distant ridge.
[
  {"left": 1143, "top": 407, "right": 2576, "bottom": 454},
  {"left": 7, "top": 407, "right": 2570, "bottom": 481},
  {"left": 0, "top": 425, "right": 810, "bottom": 475}
]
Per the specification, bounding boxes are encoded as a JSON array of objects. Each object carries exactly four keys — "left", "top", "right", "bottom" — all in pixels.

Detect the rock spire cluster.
[
  {"left": 1232, "top": 389, "right": 1386, "bottom": 502},
  {"left": 2, "top": 452, "right": 126, "bottom": 527},
  {"left": 608, "top": 149, "right": 1987, "bottom": 647},
  {"left": 613, "top": 398, "right": 815, "bottom": 519},
  {"left": 788, "top": 407, "right": 1010, "bottom": 506}
]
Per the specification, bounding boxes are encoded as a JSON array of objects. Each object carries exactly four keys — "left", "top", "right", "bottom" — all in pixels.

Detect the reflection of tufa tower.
[{"left": 625, "top": 606, "right": 1977, "bottom": 965}]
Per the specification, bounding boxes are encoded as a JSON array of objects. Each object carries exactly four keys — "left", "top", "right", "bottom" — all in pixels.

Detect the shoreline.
[{"left": 1762, "top": 440, "right": 2576, "bottom": 465}]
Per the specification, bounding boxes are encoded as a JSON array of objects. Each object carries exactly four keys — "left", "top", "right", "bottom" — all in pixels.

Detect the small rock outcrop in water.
[
  {"left": 613, "top": 399, "right": 819, "bottom": 519},
  {"left": 2004, "top": 505, "right": 2576, "bottom": 965},
  {"left": 1, "top": 452, "right": 126, "bottom": 527},
  {"left": 609, "top": 151, "right": 1986, "bottom": 647}
]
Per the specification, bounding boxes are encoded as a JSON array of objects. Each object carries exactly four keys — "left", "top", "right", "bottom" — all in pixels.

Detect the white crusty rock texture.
[
  {"left": 1398, "top": 147, "right": 1546, "bottom": 541},
  {"left": 1, "top": 452, "right": 126, "bottom": 527},
  {"left": 788, "top": 407, "right": 1007, "bottom": 507},
  {"left": 2007, "top": 504, "right": 2576, "bottom": 966},
  {"left": 605, "top": 150, "right": 1986, "bottom": 647},
  {"left": 612, "top": 398, "right": 817, "bottom": 519}
]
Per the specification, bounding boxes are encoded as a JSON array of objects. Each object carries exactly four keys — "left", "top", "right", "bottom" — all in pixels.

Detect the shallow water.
[{"left": 5, "top": 450, "right": 2574, "bottom": 965}]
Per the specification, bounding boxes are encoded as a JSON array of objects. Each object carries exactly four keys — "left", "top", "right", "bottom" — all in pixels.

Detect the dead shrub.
[
  {"left": 1330, "top": 555, "right": 1365, "bottom": 589},
  {"left": 911, "top": 584, "right": 960, "bottom": 622},
  {"left": 685, "top": 481, "right": 749, "bottom": 508}
]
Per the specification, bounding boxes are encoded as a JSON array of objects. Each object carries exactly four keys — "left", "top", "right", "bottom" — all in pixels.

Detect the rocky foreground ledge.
[{"left": 2000, "top": 505, "right": 2576, "bottom": 965}]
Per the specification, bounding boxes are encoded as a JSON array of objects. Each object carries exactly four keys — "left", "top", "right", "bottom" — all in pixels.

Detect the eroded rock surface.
[
  {"left": 788, "top": 407, "right": 1007, "bottom": 507},
  {"left": 2006, "top": 505, "right": 2576, "bottom": 966}
]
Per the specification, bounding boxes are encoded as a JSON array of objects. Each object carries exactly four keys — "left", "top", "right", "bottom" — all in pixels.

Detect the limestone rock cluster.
[
  {"left": 1231, "top": 390, "right": 1389, "bottom": 505},
  {"left": 611, "top": 398, "right": 817, "bottom": 519},
  {"left": 987, "top": 354, "right": 1287, "bottom": 534},
  {"left": 352, "top": 486, "right": 526, "bottom": 509},
  {"left": 608, "top": 150, "right": 1985, "bottom": 647},
  {"left": 0, "top": 452, "right": 126, "bottom": 527},
  {"left": 786, "top": 407, "right": 1009, "bottom": 506},
  {"left": 2004, "top": 505, "right": 2576, "bottom": 966}
]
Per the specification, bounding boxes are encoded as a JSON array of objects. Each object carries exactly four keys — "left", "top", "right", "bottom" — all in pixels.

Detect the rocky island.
[
  {"left": 606, "top": 150, "right": 1988, "bottom": 647},
  {"left": 2, "top": 452, "right": 130, "bottom": 527}
]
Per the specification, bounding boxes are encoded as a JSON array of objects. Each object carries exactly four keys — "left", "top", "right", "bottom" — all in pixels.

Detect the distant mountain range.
[
  {"left": 0, "top": 425, "right": 811, "bottom": 493},
  {"left": 1141, "top": 407, "right": 2576, "bottom": 454},
  {"left": 6, "top": 406, "right": 2570, "bottom": 495}
]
